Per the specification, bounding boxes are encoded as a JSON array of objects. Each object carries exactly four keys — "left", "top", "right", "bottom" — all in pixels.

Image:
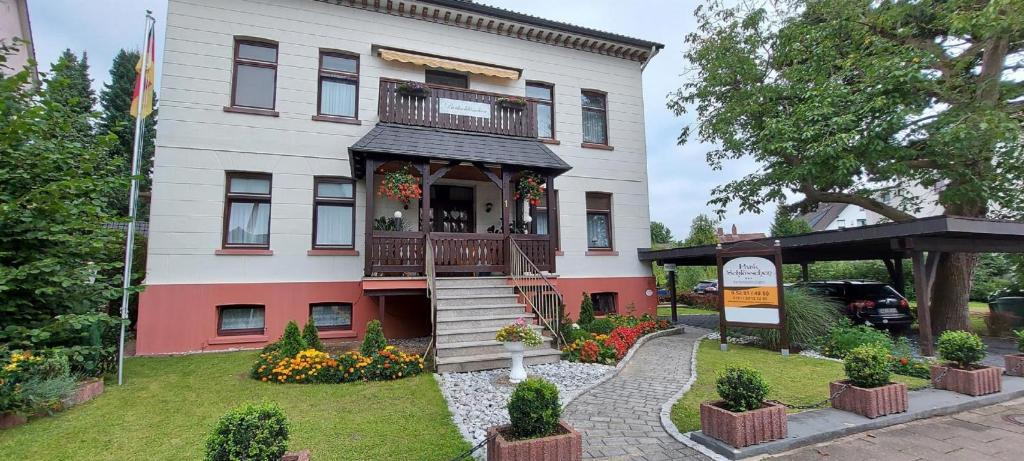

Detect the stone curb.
[{"left": 657, "top": 330, "right": 729, "bottom": 461}]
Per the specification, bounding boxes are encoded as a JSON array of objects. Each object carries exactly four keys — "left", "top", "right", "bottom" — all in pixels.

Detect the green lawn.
[
  {"left": 657, "top": 306, "right": 715, "bottom": 317},
  {"left": 0, "top": 351, "right": 468, "bottom": 460},
  {"left": 670, "top": 340, "right": 929, "bottom": 433}
]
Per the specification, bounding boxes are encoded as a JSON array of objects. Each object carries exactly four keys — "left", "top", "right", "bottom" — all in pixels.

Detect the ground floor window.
[
  {"left": 591, "top": 292, "right": 617, "bottom": 315},
  {"left": 218, "top": 305, "right": 265, "bottom": 336},
  {"left": 310, "top": 303, "right": 353, "bottom": 331}
]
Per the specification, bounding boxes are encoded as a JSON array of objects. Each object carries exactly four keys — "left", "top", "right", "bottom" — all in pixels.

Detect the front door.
[{"left": 430, "top": 185, "right": 474, "bottom": 233}]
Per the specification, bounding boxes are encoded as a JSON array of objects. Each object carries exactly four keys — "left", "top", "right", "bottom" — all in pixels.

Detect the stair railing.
[
  {"left": 424, "top": 235, "right": 438, "bottom": 365},
  {"left": 508, "top": 237, "right": 565, "bottom": 346}
]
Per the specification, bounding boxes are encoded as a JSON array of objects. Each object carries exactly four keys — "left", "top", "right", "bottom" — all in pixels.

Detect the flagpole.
[{"left": 118, "top": 10, "right": 155, "bottom": 386}]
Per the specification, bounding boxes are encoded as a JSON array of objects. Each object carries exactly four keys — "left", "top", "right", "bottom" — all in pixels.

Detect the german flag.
[{"left": 130, "top": 26, "right": 155, "bottom": 119}]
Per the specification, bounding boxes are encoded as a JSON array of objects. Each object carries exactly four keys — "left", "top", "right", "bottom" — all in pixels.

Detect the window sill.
[
  {"left": 208, "top": 334, "right": 268, "bottom": 345},
  {"left": 307, "top": 249, "right": 359, "bottom": 256},
  {"left": 540, "top": 138, "right": 560, "bottom": 145},
  {"left": 581, "top": 143, "right": 614, "bottom": 151},
  {"left": 216, "top": 249, "right": 274, "bottom": 256},
  {"left": 586, "top": 250, "right": 619, "bottom": 256},
  {"left": 312, "top": 115, "right": 361, "bottom": 125},
  {"left": 223, "top": 106, "right": 279, "bottom": 117},
  {"left": 318, "top": 329, "right": 357, "bottom": 339},
  {"left": 555, "top": 250, "right": 565, "bottom": 256}
]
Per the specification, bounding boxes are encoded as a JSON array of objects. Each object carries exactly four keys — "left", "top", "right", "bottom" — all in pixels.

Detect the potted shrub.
[
  {"left": 1005, "top": 330, "right": 1024, "bottom": 377},
  {"left": 206, "top": 401, "right": 308, "bottom": 461},
  {"left": 830, "top": 343, "right": 908, "bottom": 418},
  {"left": 396, "top": 81, "right": 430, "bottom": 98},
  {"left": 699, "top": 366, "right": 786, "bottom": 448},
  {"left": 486, "top": 377, "right": 582, "bottom": 461},
  {"left": 931, "top": 330, "right": 1002, "bottom": 396},
  {"left": 495, "top": 318, "right": 542, "bottom": 384}
]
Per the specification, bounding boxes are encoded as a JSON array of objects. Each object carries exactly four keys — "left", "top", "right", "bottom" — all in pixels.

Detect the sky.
[{"left": 26, "top": 0, "right": 775, "bottom": 240}]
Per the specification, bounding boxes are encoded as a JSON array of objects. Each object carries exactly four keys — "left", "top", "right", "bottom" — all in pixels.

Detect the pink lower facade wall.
[{"left": 136, "top": 276, "right": 657, "bottom": 355}]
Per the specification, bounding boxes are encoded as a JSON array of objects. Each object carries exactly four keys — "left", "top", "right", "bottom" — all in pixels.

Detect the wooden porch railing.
[
  {"left": 378, "top": 78, "right": 538, "bottom": 138},
  {"left": 511, "top": 234, "right": 553, "bottom": 272},
  {"left": 508, "top": 238, "right": 564, "bottom": 346},
  {"left": 366, "top": 232, "right": 554, "bottom": 275},
  {"left": 366, "top": 231, "right": 426, "bottom": 273}
]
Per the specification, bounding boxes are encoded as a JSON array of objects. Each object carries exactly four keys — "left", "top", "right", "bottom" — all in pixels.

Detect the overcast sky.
[{"left": 27, "top": 0, "right": 775, "bottom": 239}]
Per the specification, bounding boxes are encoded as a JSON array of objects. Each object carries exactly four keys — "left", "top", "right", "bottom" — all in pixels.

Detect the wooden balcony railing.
[
  {"left": 366, "top": 232, "right": 554, "bottom": 275},
  {"left": 378, "top": 78, "right": 538, "bottom": 138}
]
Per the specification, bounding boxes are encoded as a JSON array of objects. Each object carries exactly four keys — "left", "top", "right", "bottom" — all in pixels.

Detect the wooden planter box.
[
  {"left": 699, "top": 401, "right": 787, "bottom": 448},
  {"left": 829, "top": 380, "right": 908, "bottom": 419},
  {"left": 931, "top": 364, "right": 1003, "bottom": 396},
  {"left": 1005, "top": 354, "right": 1024, "bottom": 377},
  {"left": 486, "top": 421, "right": 582, "bottom": 461},
  {"left": 0, "top": 412, "right": 28, "bottom": 430},
  {"left": 61, "top": 378, "right": 105, "bottom": 408}
]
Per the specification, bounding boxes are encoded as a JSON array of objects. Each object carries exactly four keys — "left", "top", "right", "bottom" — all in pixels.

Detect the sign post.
[{"left": 716, "top": 240, "right": 788, "bottom": 355}]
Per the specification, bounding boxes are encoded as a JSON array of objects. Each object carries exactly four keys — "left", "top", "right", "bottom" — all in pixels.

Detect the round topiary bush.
[
  {"left": 937, "top": 330, "right": 987, "bottom": 369},
  {"left": 716, "top": 366, "right": 769, "bottom": 412},
  {"left": 507, "top": 377, "right": 561, "bottom": 439},
  {"left": 205, "top": 401, "right": 289, "bottom": 461},
  {"left": 844, "top": 343, "right": 892, "bottom": 388}
]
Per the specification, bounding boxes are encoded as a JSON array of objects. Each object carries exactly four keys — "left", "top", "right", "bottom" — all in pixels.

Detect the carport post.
[
  {"left": 912, "top": 251, "right": 934, "bottom": 356},
  {"left": 800, "top": 263, "right": 809, "bottom": 282},
  {"left": 665, "top": 263, "right": 678, "bottom": 324}
]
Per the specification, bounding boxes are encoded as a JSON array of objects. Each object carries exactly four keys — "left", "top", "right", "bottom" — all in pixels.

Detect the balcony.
[{"left": 377, "top": 78, "right": 538, "bottom": 138}]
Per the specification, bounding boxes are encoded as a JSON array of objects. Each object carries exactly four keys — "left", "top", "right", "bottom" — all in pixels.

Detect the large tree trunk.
[{"left": 928, "top": 252, "right": 976, "bottom": 336}]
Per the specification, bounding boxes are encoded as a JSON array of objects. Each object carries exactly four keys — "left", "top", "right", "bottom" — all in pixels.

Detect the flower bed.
[{"left": 562, "top": 317, "right": 671, "bottom": 364}]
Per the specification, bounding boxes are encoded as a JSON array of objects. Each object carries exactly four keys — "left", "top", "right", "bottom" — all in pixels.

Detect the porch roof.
[{"left": 349, "top": 123, "right": 572, "bottom": 178}]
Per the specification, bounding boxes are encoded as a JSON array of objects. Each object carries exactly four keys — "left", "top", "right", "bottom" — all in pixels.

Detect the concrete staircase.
[{"left": 434, "top": 276, "right": 562, "bottom": 373}]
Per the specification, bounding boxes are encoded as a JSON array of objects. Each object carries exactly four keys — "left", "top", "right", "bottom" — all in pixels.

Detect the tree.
[
  {"left": 671, "top": 0, "right": 1024, "bottom": 335},
  {"left": 650, "top": 221, "right": 676, "bottom": 246},
  {"left": 770, "top": 206, "right": 813, "bottom": 237},
  {"left": 41, "top": 49, "right": 95, "bottom": 138},
  {"left": 99, "top": 49, "right": 157, "bottom": 217},
  {"left": 684, "top": 214, "right": 719, "bottom": 246}
]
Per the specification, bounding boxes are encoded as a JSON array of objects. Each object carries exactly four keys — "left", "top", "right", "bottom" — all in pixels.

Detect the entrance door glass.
[{"left": 430, "top": 185, "right": 474, "bottom": 233}]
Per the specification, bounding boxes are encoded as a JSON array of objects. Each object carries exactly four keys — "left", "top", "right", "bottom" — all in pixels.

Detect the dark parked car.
[
  {"left": 693, "top": 280, "right": 718, "bottom": 294},
  {"left": 797, "top": 281, "right": 914, "bottom": 332}
]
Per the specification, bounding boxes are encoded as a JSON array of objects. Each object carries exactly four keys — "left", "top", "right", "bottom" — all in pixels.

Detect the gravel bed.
[{"left": 439, "top": 361, "right": 614, "bottom": 448}]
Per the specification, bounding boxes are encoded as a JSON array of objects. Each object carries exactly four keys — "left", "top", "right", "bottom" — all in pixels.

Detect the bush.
[
  {"left": 844, "top": 344, "right": 892, "bottom": 388},
  {"left": 301, "top": 321, "right": 323, "bottom": 351},
  {"left": 937, "top": 330, "right": 987, "bottom": 369},
  {"left": 820, "top": 323, "right": 894, "bottom": 358},
  {"left": 205, "top": 401, "right": 289, "bottom": 461},
  {"left": 0, "top": 313, "right": 122, "bottom": 378},
  {"left": 716, "top": 366, "right": 769, "bottom": 413},
  {"left": 277, "top": 321, "right": 306, "bottom": 357},
  {"left": 361, "top": 320, "right": 387, "bottom": 356},
  {"left": 507, "top": 377, "right": 561, "bottom": 439},
  {"left": 586, "top": 318, "right": 616, "bottom": 335},
  {"left": 0, "top": 350, "right": 76, "bottom": 415},
  {"left": 744, "top": 289, "right": 844, "bottom": 350},
  {"left": 578, "top": 293, "right": 596, "bottom": 326},
  {"left": 1015, "top": 329, "right": 1024, "bottom": 353},
  {"left": 890, "top": 337, "right": 932, "bottom": 379},
  {"left": 678, "top": 292, "right": 718, "bottom": 310}
]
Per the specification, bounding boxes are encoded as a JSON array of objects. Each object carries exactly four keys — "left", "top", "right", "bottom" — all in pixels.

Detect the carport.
[{"left": 639, "top": 216, "right": 1024, "bottom": 355}]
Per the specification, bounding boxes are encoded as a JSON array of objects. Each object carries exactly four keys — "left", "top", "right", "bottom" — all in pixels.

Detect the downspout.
[{"left": 640, "top": 45, "right": 660, "bottom": 72}]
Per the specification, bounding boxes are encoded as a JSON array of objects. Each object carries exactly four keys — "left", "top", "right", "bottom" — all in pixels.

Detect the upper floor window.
[
  {"left": 232, "top": 39, "right": 277, "bottom": 110},
  {"left": 586, "top": 192, "right": 613, "bottom": 250},
  {"left": 425, "top": 69, "right": 468, "bottom": 89},
  {"left": 318, "top": 51, "right": 359, "bottom": 119},
  {"left": 527, "top": 82, "right": 554, "bottom": 139},
  {"left": 218, "top": 305, "right": 265, "bottom": 336},
  {"left": 313, "top": 177, "right": 355, "bottom": 249},
  {"left": 581, "top": 90, "right": 608, "bottom": 145},
  {"left": 224, "top": 173, "right": 272, "bottom": 248}
]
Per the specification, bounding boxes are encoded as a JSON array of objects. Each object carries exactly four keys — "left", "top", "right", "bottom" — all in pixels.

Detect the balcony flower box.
[
  {"left": 930, "top": 364, "right": 1003, "bottom": 396},
  {"left": 1006, "top": 354, "right": 1024, "bottom": 377},
  {"left": 486, "top": 421, "right": 581, "bottom": 461},
  {"left": 496, "top": 97, "right": 527, "bottom": 110},
  {"left": 829, "top": 380, "right": 908, "bottom": 419},
  {"left": 699, "top": 401, "right": 787, "bottom": 448},
  {"left": 396, "top": 82, "right": 430, "bottom": 98}
]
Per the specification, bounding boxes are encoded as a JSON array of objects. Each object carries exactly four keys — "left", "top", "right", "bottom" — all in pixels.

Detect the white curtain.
[
  {"left": 221, "top": 307, "right": 264, "bottom": 330},
  {"left": 587, "top": 213, "right": 610, "bottom": 248},
  {"left": 228, "top": 202, "right": 270, "bottom": 244},
  {"left": 312, "top": 304, "right": 352, "bottom": 328},
  {"left": 316, "top": 205, "right": 353, "bottom": 245},
  {"left": 536, "top": 103, "right": 553, "bottom": 138},
  {"left": 321, "top": 79, "right": 356, "bottom": 117},
  {"left": 582, "top": 110, "right": 606, "bottom": 144}
]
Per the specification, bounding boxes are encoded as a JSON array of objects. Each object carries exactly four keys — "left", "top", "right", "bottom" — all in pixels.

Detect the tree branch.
[{"left": 797, "top": 183, "right": 916, "bottom": 222}]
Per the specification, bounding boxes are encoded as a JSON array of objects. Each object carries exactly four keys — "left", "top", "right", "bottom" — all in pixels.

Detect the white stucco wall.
[{"left": 147, "top": 0, "right": 654, "bottom": 285}]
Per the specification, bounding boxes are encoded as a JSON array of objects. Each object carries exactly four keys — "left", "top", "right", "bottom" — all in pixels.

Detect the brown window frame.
[
  {"left": 585, "top": 192, "right": 613, "bottom": 250},
  {"left": 581, "top": 89, "right": 609, "bottom": 146},
  {"left": 316, "top": 50, "right": 359, "bottom": 120},
  {"left": 312, "top": 176, "right": 356, "bottom": 250},
  {"left": 591, "top": 292, "right": 617, "bottom": 316},
  {"left": 309, "top": 302, "right": 353, "bottom": 331},
  {"left": 217, "top": 304, "right": 266, "bottom": 336},
  {"left": 230, "top": 38, "right": 278, "bottom": 111},
  {"left": 526, "top": 81, "right": 555, "bottom": 141},
  {"left": 425, "top": 69, "right": 469, "bottom": 89},
  {"left": 223, "top": 172, "right": 273, "bottom": 249}
]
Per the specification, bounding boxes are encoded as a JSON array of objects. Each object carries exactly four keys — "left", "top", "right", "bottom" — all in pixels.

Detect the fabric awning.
[{"left": 377, "top": 47, "right": 521, "bottom": 80}]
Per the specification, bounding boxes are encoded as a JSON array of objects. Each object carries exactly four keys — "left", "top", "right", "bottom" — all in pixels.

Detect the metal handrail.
[
  {"left": 424, "top": 235, "right": 438, "bottom": 365},
  {"left": 508, "top": 237, "right": 565, "bottom": 346}
]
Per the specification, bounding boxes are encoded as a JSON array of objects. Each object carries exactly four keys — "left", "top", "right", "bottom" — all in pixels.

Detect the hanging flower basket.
[
  {"left": 396, "top": 82, "right": 431, "bottom": 98},
  {"left": 514, "top": 171, "right": 544, "bottom": 207},
  {"left": 496, "top": 96, "right": 527, "bottom": 110},
  {"left": 377, "top": 164, "right": 422, "bottom": 207}
]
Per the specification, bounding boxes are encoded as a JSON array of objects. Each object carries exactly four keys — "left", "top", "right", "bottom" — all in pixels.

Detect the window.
[
  {"left": 586, "top": 192, "right": 613, "bottom": 250},
  {"left": 591, "top": 293, "right": 616, "bottom": 315},
  {"left": 581, "top": 90, "right": 608, "bottom": 145},
  {"left": 313, "top": 177, "right": 355, "bottom": 248},
  {"left": 310, "top": 303, "right": 353, "bottom": 331},
  {"left": 224, "top": 173, "right": 272, "bottom": 248},
  {"left": 232, "top": 39, "right": 278, "bottom": 110},
  {"left": 837, "top": 219, "right": 846, "bottom": 229},
  {"left": 856, "top": 219, "right": 867, "bottom": 227},
  {"left": 318, "top": 51, "right": 359, "bottom": 118},
  {"left": 425, "top": 69, "right": 468, "bottom": 88},
  {"left": 218, "top": 305, "right": 265, "bottom": 336},
  {"left": 527, "top": 82, "right": 554, "bottom": 139},
  {"left": 531, "top": 190, "right": 560, "bottom": 251}
]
